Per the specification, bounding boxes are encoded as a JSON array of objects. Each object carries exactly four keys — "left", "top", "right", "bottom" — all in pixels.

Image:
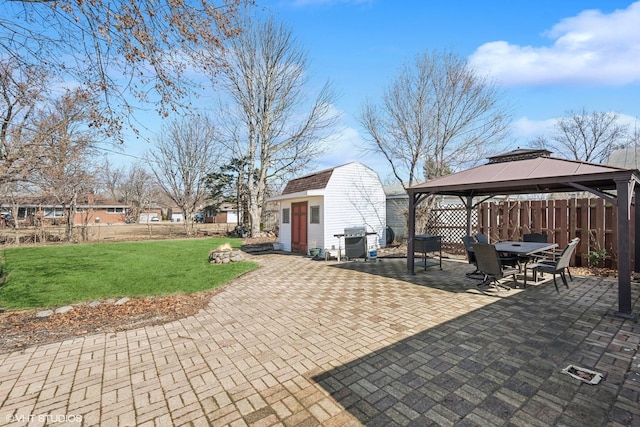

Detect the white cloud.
[
  {"left": 469, "top": 2, "right": 640, "bottom": 87},
  {"left": 511, "top": 117, "right": 556, "bottom": 140},
  {"left": 316, "top": 126, "right": 366, "bottom": 167},
  {"left": 511, "top": 112, "right": 640, "bottom": 144},
  {"left": 315, "top": 124, "right": 391, "bottom": 174}
]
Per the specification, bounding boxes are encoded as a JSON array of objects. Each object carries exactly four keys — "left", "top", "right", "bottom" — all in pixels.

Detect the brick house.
[{"left": 1, "top": 194, "right": 131, "bottom": 225}]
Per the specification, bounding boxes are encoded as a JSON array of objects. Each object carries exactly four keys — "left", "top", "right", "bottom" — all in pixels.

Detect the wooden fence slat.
[
  {"left": 556, "top": 199, "right": 568, "bottom": 249},
  {"left": 426, "top": 196, "right": 629, "bottom": 269}
]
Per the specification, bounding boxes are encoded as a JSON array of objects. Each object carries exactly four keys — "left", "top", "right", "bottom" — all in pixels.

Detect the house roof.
[
  {"left": 407, "top": 150, "right": 640, "bottom": 198},
  {"left": 0, "top": 195, "right": 128, "bottom": 208},
  {"left": 384, "top": 183, "right": 408, "bottom": 198},
  {"left": 218, "top": 202, "right": 236, "bottom": 211},
  {"left": 608, "top": 146, "right": 640, "bottom": 169}
]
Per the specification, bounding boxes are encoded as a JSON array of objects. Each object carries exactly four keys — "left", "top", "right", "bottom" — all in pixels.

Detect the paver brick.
[{"left": 0, "top": 255, "right": 639, "bottom": 426}]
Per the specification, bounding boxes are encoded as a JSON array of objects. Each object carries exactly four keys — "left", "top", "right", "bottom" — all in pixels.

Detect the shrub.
[{"left": 587, "top": 249, "right": 607, "bottom": 268}]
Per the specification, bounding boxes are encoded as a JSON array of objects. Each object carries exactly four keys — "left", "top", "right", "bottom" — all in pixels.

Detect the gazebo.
[{"left": 406, "top": 149, "right": 640, "bottom": 319}]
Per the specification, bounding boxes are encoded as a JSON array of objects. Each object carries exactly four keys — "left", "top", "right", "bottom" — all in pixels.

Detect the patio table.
[{"left": 494, "top": 241, "right": 558, "bottom": 286}]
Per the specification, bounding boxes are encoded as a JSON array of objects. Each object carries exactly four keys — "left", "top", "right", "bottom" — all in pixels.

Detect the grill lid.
[{"left": 344, "top": 227, "right": 366, "bottom": 237}]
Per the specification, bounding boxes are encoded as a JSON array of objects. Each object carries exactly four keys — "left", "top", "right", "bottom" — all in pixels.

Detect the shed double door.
[{"left": 291, "top": 202, "right": 308, "bottom": 254}]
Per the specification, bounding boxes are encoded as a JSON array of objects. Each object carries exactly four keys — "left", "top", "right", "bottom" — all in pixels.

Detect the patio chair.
[
  {"left": 534, "top": 237, "right": 580, "bottom": 281},
  {"left": 523, "top": 233, "right": 548, "bottom": 243},
  {"left": 528, "top": 238, "right": 580, "bottom": 292},
  {"left": 474, "top": 233, "right": 489, "bottom": 244},
  {"left": 472, "top": 242, "right": 520, "bottom": 291},
  {"left": 518, "top": 232, "right": 549, "bottom": 266},
  {"left": 470, "top": 234, "right": 519, "bottom": 269},
  {"left": 462, "top": 235, "right": 480, "bottom": 276}
]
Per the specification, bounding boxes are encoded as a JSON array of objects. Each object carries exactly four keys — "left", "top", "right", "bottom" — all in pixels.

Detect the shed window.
[
  {"left": 282, "top": 208, "right": 290, "bottom": 224},
  {"left": 310, "top": 206, "right": 320, "bottom": 224}
]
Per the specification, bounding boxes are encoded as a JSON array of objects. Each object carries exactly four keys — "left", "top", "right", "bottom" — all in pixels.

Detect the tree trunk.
[
  {"left": 65, "top": 195, "right": 77, "bottom": 242},
  {"left": 248, "top": 194, "right": 261, "bottom": 237}
]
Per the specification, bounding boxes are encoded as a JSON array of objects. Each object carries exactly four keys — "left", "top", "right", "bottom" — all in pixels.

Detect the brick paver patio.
[{"left": 1, "top": 253, "right": 639, "bottom": 426}]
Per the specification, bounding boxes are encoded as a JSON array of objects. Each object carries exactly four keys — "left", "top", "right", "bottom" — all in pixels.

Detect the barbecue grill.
[{"left": 343, "top": 226, "right": 368, "bottom": 260}]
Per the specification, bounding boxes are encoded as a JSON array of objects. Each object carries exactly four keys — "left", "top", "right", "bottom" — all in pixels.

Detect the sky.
[{"left": 116, "top": 0, "right": 640, "bottom": 183}]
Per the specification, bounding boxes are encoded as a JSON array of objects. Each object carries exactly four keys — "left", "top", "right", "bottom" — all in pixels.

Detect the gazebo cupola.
[{"left": 487, "top": 148, "right": 552, "bottom": 164}]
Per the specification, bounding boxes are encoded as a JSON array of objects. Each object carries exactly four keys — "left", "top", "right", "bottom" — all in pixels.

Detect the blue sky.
[{"left": 119, "top": 0, "right": 640, "bottom": 182}]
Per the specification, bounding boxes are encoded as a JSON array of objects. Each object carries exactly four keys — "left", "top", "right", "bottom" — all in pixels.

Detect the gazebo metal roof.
[
  {"left": 408, "top": 155, "right": 633, "bottom": 197},
  {"left": 405, "top": 149, "right": 640, "bottom": 318}
]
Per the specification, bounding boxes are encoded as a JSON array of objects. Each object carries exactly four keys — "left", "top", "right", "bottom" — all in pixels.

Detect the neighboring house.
[
  {"left": 139, "top": 211, "right": 162, "bottom": 223},
  {"left": 269, "top": 162, "right": 386, "bottom": 256},
  {"left": 608, "top": 146, "right": 640, "bottom": 169},
  {"left": 384, "top": 183, "right": 408, "bottom": 243},
  {"left": 170, "top": 211, "right": 184, "bottom": 223},
  {"left": 0, "top": 194, "right": 131, "bottom": 225},
  {"left": 209, "top": 202, "right": 239, "bottom": 224}
]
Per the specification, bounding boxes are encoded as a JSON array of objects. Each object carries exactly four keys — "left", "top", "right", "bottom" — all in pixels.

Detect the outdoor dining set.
[{"left": 462, "top": 232, "right": 580, "bottom": 293}]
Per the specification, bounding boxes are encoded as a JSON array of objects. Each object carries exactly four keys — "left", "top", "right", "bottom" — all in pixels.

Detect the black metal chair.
[
  {"left": 469, "top": 233, "right": 518, "bottom": 269},
  {"left": 518, "top": 232, "right": 549, "bottom": 267},
  {"left": 462, "top": 236, "right": 480, "bottom": 276},
  {"left": 472, "top": 242, "right": 520, "bottom": 291},
  {"left": 475, "top": 233, "right": 489, "bottom": 244},
  {"left": 523, "top": 232, "right": 548, "bottom": 243},
  {"left": 529, "top": 238, "right": 580, "bottom": 292}
]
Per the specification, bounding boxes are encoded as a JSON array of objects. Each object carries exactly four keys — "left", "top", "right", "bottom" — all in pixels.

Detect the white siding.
[
  {"left": 276, "top": 196, "right": 324, "bottom": 253},
  {"left": 273, "top": 162, "right": 386, "bottom": 256},
  {"left": 279, "top": 200, "right": 292, "bottom": 252},
  {"left": 306, "top": 196, "right": 325, "bottom": 252},
  {"left": 386, "top": 197, "right": 407, "bottom": 242},
  {"left": 324, "top": 163, "right": 386, "bottom": 251},
  {"left": 226, "top": 210, "right": 238, "bottom": 224}
]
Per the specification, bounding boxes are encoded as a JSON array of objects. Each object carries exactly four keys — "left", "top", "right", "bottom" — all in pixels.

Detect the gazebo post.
[
  {"left": 635, "top": 186, "right": 640, "bottom": 281},
  {"left": 615, "top": 178, "right": 635, "bottom": 319},
  {"left": 407, "top": 193, "right": 416, "bottom": 275},
  {"left": 465, "top": 196, "right": 473, "bottom": 236}
]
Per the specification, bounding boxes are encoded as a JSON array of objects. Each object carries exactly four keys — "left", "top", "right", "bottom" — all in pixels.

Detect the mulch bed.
[{"left": 0, "top": 290, "right": 224, "bottom": 354}]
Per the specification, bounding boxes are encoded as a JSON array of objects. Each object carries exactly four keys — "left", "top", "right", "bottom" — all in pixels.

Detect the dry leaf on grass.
[{"left": 0, "top": 289, "right": 223, "bottom": 354}]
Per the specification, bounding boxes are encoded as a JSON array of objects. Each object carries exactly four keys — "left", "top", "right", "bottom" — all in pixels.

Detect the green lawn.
[{"left": 0, "top": 238, "right": 258, "bottom": 310}]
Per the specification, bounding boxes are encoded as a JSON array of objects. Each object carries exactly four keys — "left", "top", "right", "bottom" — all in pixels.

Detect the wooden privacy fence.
[{"left": 426, "top": 198, "right": 630, "bottom": 270}]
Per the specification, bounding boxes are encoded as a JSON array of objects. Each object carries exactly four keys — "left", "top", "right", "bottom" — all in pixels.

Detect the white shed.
[{"left": 269, "top": 162, "right": 386, "bottom": 256}]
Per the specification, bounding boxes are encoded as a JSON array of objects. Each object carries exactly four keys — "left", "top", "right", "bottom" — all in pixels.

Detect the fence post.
[{"left": 467, "top": 197, "right": 634, "bottom": 269}]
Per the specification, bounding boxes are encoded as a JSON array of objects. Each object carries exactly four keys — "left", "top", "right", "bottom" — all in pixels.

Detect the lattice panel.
[{"left": 425, "top": 203, "right": 477, "bottom": 255}]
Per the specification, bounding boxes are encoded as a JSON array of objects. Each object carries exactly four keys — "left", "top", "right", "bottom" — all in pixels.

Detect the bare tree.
[
  {"left": 101, "top": 160, "right": 157, "bottom": 222},
  {"left": 359, "top": 49, "right": 512, "bottom": 188},
  {"left": 0, "top": 60, "right": 49, "bottom": 187},
  {"left": 1, "top": 0, "right": 251, "bottom": 137},
  {"left": 536, "top": 109, "right": 628, "bottom": 163},
  {"left": 211, "top": 16, "right": 338, "bottom": 237},
  {"left": 146, "top": 115, "right": 220, "bottom": 235},
  {"left": 0, "top": 180, "right": 37, "bottom": 245},
  {"left": 629, "top": 120, "right": 640, "bottom": 148},
  {"left": 100, "top": 159, "right": 125, "bottom": 203},
  {"left": 31, "top": 89, "right": 100, "bottom": 241}
]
